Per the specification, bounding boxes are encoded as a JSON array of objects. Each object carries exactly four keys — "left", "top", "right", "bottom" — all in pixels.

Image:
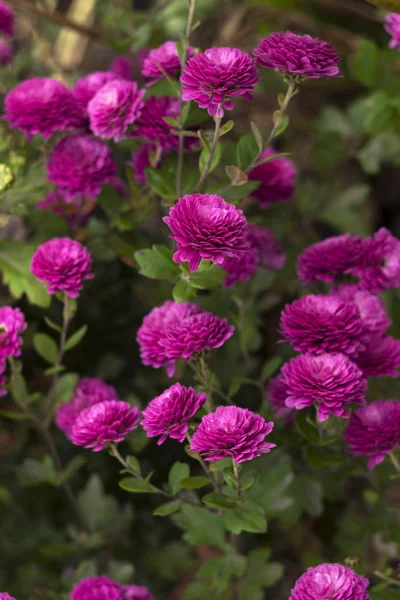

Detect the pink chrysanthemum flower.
[
  {"left": 71, "top": 400, "right": 140, "bottom": 451},
  {"left": 297, "top": 234, "right": 365, "bottom": 284},
  {"left": 0, "top": 594, "right": 17, "bottom": 600},
  {"left": 71, "top": 576, "right": 122, "bottom": 600},
  {"left": 357, "top": 227, "right": 400, "bottom": 293},
  {"left": 280, "top": 294, "right": 365, "bottom": 356},
  {"left": 129, "top": 144, "right": 162, "bottom": 184},
  {"left": 0, "top": 306, "right": 27, "bottom": 361},
  {"left": 354, "top": 335, "right": 400, "bottom": 378},
  {"left": 37, "top": 189, "right": 97, "bottom": 230},
  {"left": 137, "top": 301, "right": 202, "bottom": 375},
  {"left": 73, "top": 71, "right": 120, "bottom": 112},
  {"left": 266, "top": 374, "right": 293, "bottom": 419},
  {"left": 345, "top": 399, "right": 400, "bottom": 470},
  {"left": 181, "top": 47, "right": 259, "bottom": 118},
  {"left": 164, "top": 193, "right": 248, "bottom": 271},
  {"left": 142, "top": 40, "right": 193, "bottom": 84},
  {"left": 56, "top": 378, "right": 118, "bottom": 438},
  {"left": 46, "top": 134, "right": 117, "bottom": 199},
  {"left": 0, "top": 41, "right": 11, "bottom": 66},
  {"left": 132, "top": 96, "right": 183, "bottom": 152},
  {"left": 190, "top": 405, "right": 275, "bottom": 463},
  {"left": 0, "top": 1, "right": 14, "bottom": 37},
  {"left": 4, "top": 78, "right": 82, "bottom": 139},
  {"left": 111, "top": 55, "right": 133, "bottom": 80},
  {"left": 281, "top": 352, "right": 367, "bottom": 422},
  {"left": 385, "top": 13, "right": 400, "bottom": 51},
  {"left": 31, "top": 237, "right": 93, "bottom": 298},
  {"left": 289, "top": 563, "right": 370, "bottom": 600},
  {"left": 248, "top": 148, "right": 296, "bottom": 208},
  {"left": 88, "top": 80, "right": 145, "bottom": 142},
  {"left": 160, "top": 311, "right": 235, "bottom": 362},
  {"left": 122, "top": 585, "right": 155, "bottom": 600},
  {"left": 254, "top": 31, "right": 341, "bottom": 79},
  {"left": 223, "top": 249, "right": 258, "bottom": 288},
  {"left": 142, "top": 383, "right": 206, "bottom": 444},
  {"left": 332, "top": 284, "right": 390, "bottom": 337}
]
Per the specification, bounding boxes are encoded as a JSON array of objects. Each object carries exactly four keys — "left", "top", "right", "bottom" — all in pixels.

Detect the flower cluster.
[
  {"left": 31, "top": 237, "right": 93, "bottom": 298},
  {"left": 71, "top": 576, "right": 154, "bottom": 600},
  {"left": 289, "top": 563, "right": 370, "bottom": 600},
  {"left": 137, "top": 300, "right": 234, "bottom": 376}
]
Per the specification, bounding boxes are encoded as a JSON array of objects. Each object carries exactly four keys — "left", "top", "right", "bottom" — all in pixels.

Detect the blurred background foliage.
[{"left": 1, "top": 0, "right": 400, "bottom": 598}]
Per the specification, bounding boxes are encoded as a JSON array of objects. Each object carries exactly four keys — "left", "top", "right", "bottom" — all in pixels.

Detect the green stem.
[
  {"left": 374, "top": 571, "right": 400, "bottom": 587},
  {"left": 176, "top": 0, "right": 196, "bottom": 198},
  {"left": 193, "top": 116, "right": 222, "bottom": 192},
  {"left": 229, "top": 460, "right": 242, "bottom": 600}
]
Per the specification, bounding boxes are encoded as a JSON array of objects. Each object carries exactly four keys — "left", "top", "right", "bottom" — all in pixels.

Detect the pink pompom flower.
[
  {"left": 345, "top": 399, "right": 400, "bottom": 470},
  {"left": 254, "top": 31, "right": 341, "bottom": 79},
  {"left": 289, "top": 563, "right": 370, "bottom": 600},
  {"left": 46, "top": 134, "right": 117, "bottom": 198},
  {"left": 71, "top": 576, "right": 122, "bottom": 600},
  {"left": 190, "top": 405, "right": 275, "bottom": 463},
  {"left": 164, "top": 193, "right": 248, "bottom": 272},
  {"left": 31, "top": 237, "right": 93, "bottom": 298},
  {"left": 142, "top": 383, "right": 206, "bottom": 444},
  {"left": 357, "top": 227, "right": 400, "bottom": 293},
  {"left": 0, "top": 306, "right": 27, "bottom": 361},
  {"left": 0, "top": 594, "right": 16, "bottom": 600},
  {"left": 266, "top": 374, "right": 293, "bottom": 419},
  {"left": 88, "top": 80, "right": 145, "bottom": 142},
  {"left": 0, "top": 1, "right": 14, "bottom": 37},
  {"left": 281, "top": 352, "right": 367, "bottom": 422},
  {"left": 354, "top": 335, "right": 400, "bottom": 378},
  {"left": 4, "top": 78, "right": 82, "bottom": 139},
  {"left": 181, "top": 47, "right": 259, "bottom": 118},
  {"left": 71, "top": 400, "right": 140, "bottom": 451},
  {"left": 73, "top": 71, "right": 120, "bottom": 112},
  {"left": 248, "top": 148, "right": 296, "bottom": 208},
  {"left": 385, "top": 13, "right": 400, "bottom": 51},
  {"left": 142, "top": 40, "right": 193, "bottom": 84},
  {"left": 332, "top": 284, "right": 390, "bottom": 338}
]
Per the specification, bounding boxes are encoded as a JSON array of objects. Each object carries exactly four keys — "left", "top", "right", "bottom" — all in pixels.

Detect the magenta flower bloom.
[
  {"left": 137, "top": 301, "right": 202, "bottom": 375},
  {"left": 0, "top": 1, "right": 14, "bottom": 37},
  {"left": 160, "top": 311, "right": 235, "bottom": 362},
  {"left": 142, "top": 383, "right": 206, "bottom": 444},
  {"left": 111, "top": 55, "right": 133, "bottom": 80},
  {"left": 248, "top": 148, "right": 296, "bottom": 208},
  {"left": 47, "top": 134, "right": 117, "bottom": 198},
  {"left": 4, "top": 78, "right": 82, "bottom": 139},
  {"left": 357, "top": 227, "right": 400, "bottom": 293},
  {"left": 56, "top": 378, "right": 118, "bottom": 438},
  {"left": 164, "top": 194, "right": 248, "bottom": 271},
  {"left": 181, "top": 47, "right": 259, "bottom": 118},
  {"left": 247, "top": 224, "right": 286, "bottom": 270},
  {"left": 31, "top": 237, "right": 93, "bottom": 298},
  {"left": 88, "top": 80, "right": 145, "bottom": 142},
  {"left": 0, "top": 40, "right": 11, "bottom": 66},
  {"left": 130, "top": 144, "right": 162, "bottom": 184},
  {"left": 354, "top": 335, "right": 400, "bottom": 378},
  {"left": 223, "top": 250, "right": 258, "bottom": 288},
  {"left": 254, "top": 31, "right": 341, "bottom": 79},
  {"left": 142, "top": 41, "right": 193, "bottom": 84},
  {"left": 122, "top": 585, "right": 154, "bottom": 600},
  {"left": 332, "top": 284, "right": 390, "bottom": 337},
  {"left": 0, "top": 594, "right": 16, "bottom": 600},
  {"left": 297, "top": 234, "right": 365, "bottom": 284},
  {"left": 132, "top": 96, "right": 182, "bottom": 152},
  {"left": 73, "top": 71, "right": 120, "bottom": 111},
  {"left": 71, "top": 576, "right": 122, "bottom": 600},
  {"left": 267, "top": 374, "right": 293, "bottom": 418},
  {"left": 289, "top": 563, "right": 370, "bottom": 600},
  {"left": 281, "top": 352, "right": 367, "bottom": 422},
  {"left": 385, "top": 13, "right": 400, "bottom": 51},
  {"left": 71, "top": 400, "right": 140, "bottom": 451},
  {"left": 280, "top": 294, "right": 365, "bottom": 356},
  {"left": 0, "top": 306, "right": 27, "bottom": 361},
  {"left": 345, "top": 400, "right": 400, "bottom": 470},
  {"left": 190, "top": 405, "right": 275, "bottom": 463}
]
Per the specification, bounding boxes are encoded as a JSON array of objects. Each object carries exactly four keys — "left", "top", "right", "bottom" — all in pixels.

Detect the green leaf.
[
  {"left": 202, "top": 492, "right": 236, "bottom": 509},
  {"left": 357, "top": 132, "right": 400, "bottom": 175},
  {"left": 0, "top": 242, "right": 51, "bottom": 308},
  {"left": 126, "top": 455, "right": 141, "bottom": 475},
  {"left": 236, "top": 134, "right": 259, "bottom": 171},
  {"left": 55, "top": 373, "right": 79, "bottom": 403},
  {"left": 107, "top": 561, "right": 135, "bottom": 585},
  {"left": 78, "top": 474, "right": 127, "bottom": 533},
  {"left": 98, "top": 185, "right": 123, "bottom": 220},
  {"left": 180, "top": 101, "right": 192, "bottom": 127},
  {"left": 146, "top": 168, "right": 177, "bottom": 202},
  {"left": 56, "top": 455, "right": 86, "bottom": 486},
  {"left": 209, "top": 458, "right": 232, "bottom": 472},
  {"left": 247, "top": 454, "right": 294, "bottom": 516},
  {"left": 272, "top": 111, "right": 290, "bottom": 137},
  {"left": 153, "top": 500, "right": 181, "bottom": 516},
  {"left": 0, "top": 409, "right": 28, "bottom": 421},
  {"left": 219, "top": 120, "right": 234, "bottom": 137},
  {"left": 168, "top": 461, "right": 190, "bottom": 495},
  {"left": 173, "top": 279, "right": 197, "bottom": 303},
  {"left": 44, "top": 365, "right": 66, "bottom": 376},
  {"left": 44, "top": 317, "right": 62, "bottom": 333},
  {"left": 9, "top": 368, "right": 29, "bottom": 405},
  {"left": 33, "top": 333, "right": 58, "bottom": 364},
  {"left": 225, "top": 165, "right": 248, "bottom": 186},
  {"left": 65, "top": 325, "right": 88, "bottom": 351},
  {"left": 250, "top": 121, "right": 263, "bottom": 153},
  {"left": 195, "top": 555, "right": 247, "bottom": 595},
  {"left": 163, "top": 116, "right": 181, "bottom": 128},
  {"left": 349, "top": 39, "right": 380, "bottom": 88},
  {"left": 225, "top": 499, "right": 267, "bottom": 534},
  {"left": 188, "top": 261, "right": 224, "bottom": 290},
  {"left": 294, "top": 412, "right": 320, "bottom": 445},
  {"left": 119, "top": 477, "right": 154, "bottom": 493},
  {"left": 135, "top": 245, "right": 180, "bottom": 281},
  {"left": 180, "top": 476, "right": 211, "bottom": 490},
  {"left": 17, "top": 456, "right": 57, "bottom": 486},
  {"left": 222, "top": 181, "right": 260, "bottom": 204},
  {"left": 199, "top": 141, "right": 222, "bottom": 175},
  {"left": 307, "top": 447, "right": 343, "bottom": 469},
  {"left": 261, "top": 356, "right": 282, "bottom": 382},
  {"left": 173, "top": 504, "right": 228, "bottom": 550}
]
